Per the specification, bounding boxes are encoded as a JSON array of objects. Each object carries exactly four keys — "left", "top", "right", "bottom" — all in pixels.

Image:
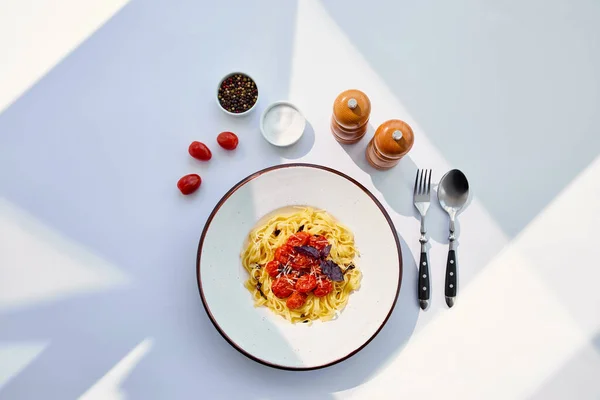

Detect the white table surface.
[{"left": 1, "top": 0, "right": 600, "bottom": 399}]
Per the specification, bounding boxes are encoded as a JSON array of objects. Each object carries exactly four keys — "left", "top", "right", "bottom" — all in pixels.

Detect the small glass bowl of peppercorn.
[{"left": 216, "top": 72, "right": 259, "bottom": 116}]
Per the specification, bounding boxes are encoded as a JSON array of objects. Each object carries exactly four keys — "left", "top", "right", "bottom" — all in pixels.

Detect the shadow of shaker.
[{"left": 340, "top": 127, "right": 448, "bottom": 244}]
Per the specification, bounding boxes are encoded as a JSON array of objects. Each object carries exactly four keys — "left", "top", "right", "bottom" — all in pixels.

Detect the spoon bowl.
[{"left": 438, "top": 169, "right": 470, "bottom": 215}]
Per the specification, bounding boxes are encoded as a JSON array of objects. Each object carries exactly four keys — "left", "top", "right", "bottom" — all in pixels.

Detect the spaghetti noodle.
[{"left": 241, "top": 207, "right": 361, "bottom": 323}]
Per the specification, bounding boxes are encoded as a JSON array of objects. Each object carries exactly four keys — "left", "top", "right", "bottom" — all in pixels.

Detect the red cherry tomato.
[
  {"left": 286, "top": 291, "right": 308, "bottom": 309},
  {"left": 271, "top": 277, "right": 294, "bottom": 299},
  {"left": 177, "top": 174, "right": 201, "bottom": 195},
  {"left": 308, "top": 235, "right": 329, "bottom": 250},
  {"left": 265, "top": 260, "right": 281, "bottom": 278},
  {"left": 217, "top": 131, "right": 239, "bottom": 150},
  {"left": 287, "top": 232, "right": 310, "bottom": 247},
  {"left": 274, "top": 245, "right": 294, "bottom": 265},
  {"left": 188, "top": 141, "right": 212, "bottom": 161},
  {"left": 313, "top": 279, "right": 333, "bottom": 297},
  {"left": 295, "top": 274, "right": 317, "bottom": 293},
  {"left": 290, "top": 254, "right": 312, "bottom": 269}
]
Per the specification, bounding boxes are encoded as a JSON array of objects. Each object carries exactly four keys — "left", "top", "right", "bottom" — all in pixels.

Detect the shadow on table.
[
  {"left": 0, "top": 1, "right": 419, "bottom": 399},
  {"left": 0, "top": 0, "right": 316, "bottom": 398},
  {"left": 340, "top": 130, "right": 450, "bottom": 245},
  {"left": 320, "top": 0, "right": 600, "bottom": 240},
  {"left": 257, "top": 121, "right": 317, "bottom": 160},
  {"left": 218, "top": 235, "right": 419, "bottom": 398},
  {"left": 125, "top": 237, "right": 419, "bottom": 400},
  {"left": 528, "top": 331, "right": 600, "bottom": 400}
]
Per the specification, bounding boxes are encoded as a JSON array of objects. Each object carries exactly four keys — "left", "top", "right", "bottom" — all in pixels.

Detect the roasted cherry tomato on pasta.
[
  {"left": 286, "top": 232, "right": 310, "bottom": 247},
  {"left": 271, "top": 277, "right": 294, "bottom": 298},
  {"left": 286, "top": 291, "right": 308, "bottom": 309},
  {"left": 308, "top": 235, "right": 329, "bottom": 250},
  {"left": 291, "top": 254, "right": 313, "bottom": 269},
  {"left": 313, "top": 279, "right": 333, "bottom": 297},
  {"left": 295, "top": 274, "right": 317, "bottom": 293},
  {"left": 265, "top": 260, "right": 281, "bottom": 278},
  {"left": 274, "top": 245, "right": 294, "bottom": 265}
]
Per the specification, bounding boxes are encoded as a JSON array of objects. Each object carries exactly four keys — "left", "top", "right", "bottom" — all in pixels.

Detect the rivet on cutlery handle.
[
  {"left": 445, "top": 249, "right": 457, "bottom": 307},
  {"left": 418, "top": 249, "right": 430, "bottom": 310}
]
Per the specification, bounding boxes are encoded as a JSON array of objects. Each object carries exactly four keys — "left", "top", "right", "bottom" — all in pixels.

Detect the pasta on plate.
[{"left": 241, "top": 207, "right": 361, "bottom": 323}]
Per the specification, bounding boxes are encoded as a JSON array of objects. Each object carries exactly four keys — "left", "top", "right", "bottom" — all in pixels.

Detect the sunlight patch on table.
[
  {"left": 0, "top": 199, "right": 129, "bottom": 312},
  {"left": 288, "top": 0, "right": 450, "bottom": 169},
  {"left": 512, "top": 155, "right": 600, "bottom": 334},
  {"left": 336, "top": 153, "right": 600, "bottom": 399},
  {"left": 341, "top": 246, "right": 593, "bottom": 399},
  {"left": 0, "top": 341, "right": 48, "bottom": 389},
  {"left": 0, "top": 0, "right": 129, "bottom": 113},
  {"left": 78, "top": 338, "right": 153, "bottom": 400}
]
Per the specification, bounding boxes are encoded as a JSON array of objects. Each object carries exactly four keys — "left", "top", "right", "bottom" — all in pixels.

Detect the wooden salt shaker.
[
  {"left": 331, "top": 89, "right": 371, "bottom": 144},
  {"left": 366, "top": 119, "right": 414, "bottom": 170}
]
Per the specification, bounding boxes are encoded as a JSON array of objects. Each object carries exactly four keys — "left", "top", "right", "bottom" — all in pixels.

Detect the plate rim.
[{"left": 196, "top": 163, "right": 403, "bottom": 370}]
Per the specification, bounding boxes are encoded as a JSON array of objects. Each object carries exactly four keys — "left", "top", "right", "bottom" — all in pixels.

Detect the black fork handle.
[{"left": 418, "top": 249, "right": 430, "bottom": 309}]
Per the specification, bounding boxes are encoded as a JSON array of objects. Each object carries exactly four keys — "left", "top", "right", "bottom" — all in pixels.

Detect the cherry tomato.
[
  {"left": 265, "top": 260, "right": 281, "bottom": 278},
  {"left": 274, "top": 245, "right": 294, "bottom": 265},
  {"left": 286, "top": 291, "right": 308, "bottom": 309},
  {"left": 290, "top": 254, "right": 312, "bottom": 269},
  {"left": 287, "top": 232, "right": 310, "bottom": 247},
  {"left": 188, "top": 141, "right": 212, "bottom": 161},
  {"left": 177, "top": 174, "right": 201, "bottom": 195},
  {"left": 271, "top": 277, "right": 294, "bottom": 299},
  {"left": 217, "top": 131, "right": 239, "bottom": 150},
  {"left": 313, "top": 279, "right": 333, "bottom": 297},
  {"left": 309, "top": 235, "right": 329, "bottom": 250},
  {"left": 295, "top": 274, "right": 317, "bottom": 293}
]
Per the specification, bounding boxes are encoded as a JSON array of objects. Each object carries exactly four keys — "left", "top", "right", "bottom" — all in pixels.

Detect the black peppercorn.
[{"left": 218, "top": 73, "right": 258, "bottom": 114}]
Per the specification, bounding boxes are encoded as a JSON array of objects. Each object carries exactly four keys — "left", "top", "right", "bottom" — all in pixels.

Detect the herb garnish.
[
  {"left": 320, "top": 244, "right": 332, "bottom": 259},
  {"left": 256, "top": 282, "right": 267, "bottom": 299},
  {"left": 294, "top": 245, "right": 320, "bottom": 259},
  {"left": 344, "top": 264, "right": 355, "bottom": 274},
  {"left": 320, "top": 260, "right": 344, "bottom": 281}
]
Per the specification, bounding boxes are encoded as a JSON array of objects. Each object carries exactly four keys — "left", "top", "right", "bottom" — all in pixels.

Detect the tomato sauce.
[{"left": 267, "top": 232, "right": 335, "bottom": 309}]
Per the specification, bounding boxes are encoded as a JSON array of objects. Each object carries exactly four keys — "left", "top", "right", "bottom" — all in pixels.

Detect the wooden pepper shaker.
[
  {"left": 366, "top": 119, "right": 415, "bottom": 170},
  {"left": 331, "top": 89, "right": 371, "bottom": 144}
]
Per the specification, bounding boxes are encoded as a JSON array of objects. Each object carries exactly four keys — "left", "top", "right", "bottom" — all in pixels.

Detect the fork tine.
[
  {"left": 419, "top": 168, "right": 425, "bottom": 195},
  {"left": 426, "top": 169, "right": 432, "bottom": 195},
  {"left": 413, "top": 169, "right": 420, "bottom": 196}
]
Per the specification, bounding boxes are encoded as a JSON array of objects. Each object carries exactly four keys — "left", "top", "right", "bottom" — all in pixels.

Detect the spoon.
[{"left": 437, "top": 169, "right": 470, "bottom": 308}]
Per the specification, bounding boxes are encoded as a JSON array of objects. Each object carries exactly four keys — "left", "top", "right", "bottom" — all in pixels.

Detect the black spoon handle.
[{"left": 445, "top": 249, "right": 457, "bottom": 307}]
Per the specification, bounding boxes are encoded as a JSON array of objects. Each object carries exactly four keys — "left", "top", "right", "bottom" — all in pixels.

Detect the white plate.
[{"left": 197, "top": 164, "right": 402, "bottom": 370}]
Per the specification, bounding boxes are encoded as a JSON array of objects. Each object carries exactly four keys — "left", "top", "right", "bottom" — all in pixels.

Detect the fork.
[{"left": 414, "top": 169, "right": 432, "bottom": 310}]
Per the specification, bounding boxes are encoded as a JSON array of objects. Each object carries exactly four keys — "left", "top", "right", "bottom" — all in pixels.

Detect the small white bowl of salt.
[{"left": 260, "top": 101, "right": 306, "bottom": 147}]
